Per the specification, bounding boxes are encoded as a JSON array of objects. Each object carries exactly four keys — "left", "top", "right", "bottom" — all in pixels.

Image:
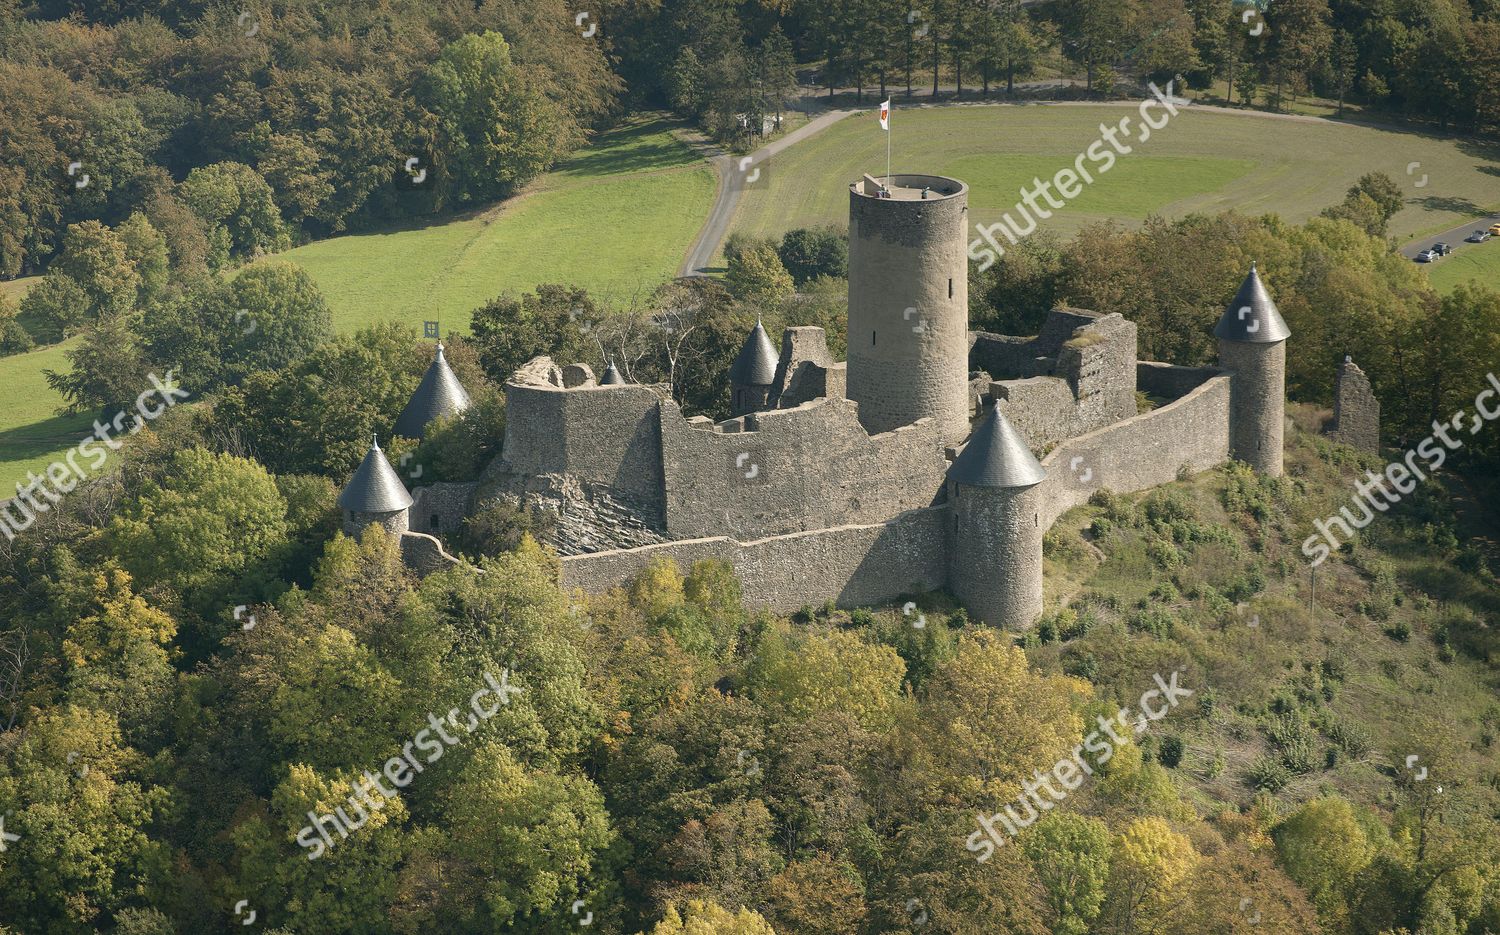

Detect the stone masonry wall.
[
  {"left": 1035, "top": 374, "right": 1233, "bottom": 530},
  {"left": 1327, "top": 358, "right": 1380, "bottom": 452},
  {"left": 658, "top": 395, "right": 950, "bottom": 540},
  {"left": 559, "top": 506, "right": 950, "bottom": 611},
  {"left": 981, "top": 311, "right": 1138, "bottom": 449},
  {"left": 409, "top": 481, "right": 477, "bottom": 538},
  {"left": 1137, "top": 361, "right": 1221, "bottom": 400},
  {"left": 497, "top": 380, "right": 667, "bottom": 522}
]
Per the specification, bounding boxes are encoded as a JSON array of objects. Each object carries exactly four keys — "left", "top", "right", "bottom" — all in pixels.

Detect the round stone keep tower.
[
  {"left": 846, "top": 174, "right": 970, "bottom": 443},
  {"left": 948, "top": 405, "right": 1047, "bottom": 628},
  {"left": 1215, "top": 264, "right": 1290, "bottom": 477},
  {"left": 338, "top": 436, "right": 414, "bottom": 538}
]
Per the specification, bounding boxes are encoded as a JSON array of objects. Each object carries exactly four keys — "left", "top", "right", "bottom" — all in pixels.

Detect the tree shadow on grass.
[
  {"left": 553, "top": 116, "right": 700, "bottom": 178},
  {"left": 1411, "top": 194, "right": 1486, "bottom": 215},
  {"left": 0, "top": 411, "right": 97, "bottom": 476}
]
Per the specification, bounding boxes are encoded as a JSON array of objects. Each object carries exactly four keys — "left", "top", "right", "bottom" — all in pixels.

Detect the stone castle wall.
[
  {"left": 558, "top": 506, "right": 950, "bottom": 611},
  {"left": 1327, "top": 359, "right": 1380, "bottom": 452},
  {"left": 658, "top": 396, "right": 949, "bottom": 540},
  {"left": 497, "top": 381, "right": 667, "bottom": 523},
  {"left": 1035, "top": 372, "right": 1233, "bottom": 530},
  {"left": 974, "top": 311, "right": 1138, "bottom": 449},
  {"left": 409, "top": 482, "right": 478, "bottom": 538}
]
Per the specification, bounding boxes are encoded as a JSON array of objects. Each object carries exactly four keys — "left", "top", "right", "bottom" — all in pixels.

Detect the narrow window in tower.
[
  {"left": 948, "top": 278, "right": 953, "bottom": 298},
  {"left": 873, "top": 330, "right": 877, "bottom": 346}
]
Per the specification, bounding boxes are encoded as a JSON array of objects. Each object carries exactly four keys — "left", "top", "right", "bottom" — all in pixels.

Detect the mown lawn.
[
  {"left": 278, "top": 115, "right": 717, "bottom": 334},
  {"left": 729, "top": 104, "right": 1500, "bottom": 250}
]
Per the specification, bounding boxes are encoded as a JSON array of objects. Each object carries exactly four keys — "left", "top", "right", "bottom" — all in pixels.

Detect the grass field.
[
  {"left": 0, "top": 339, "right": 97, "bottom": 482},
  {"left": 1425, "top": 242, "right": 1500, "bottom": 293},
  {"left": 729, "top": 103, "right": 1500, "bottom": 251},
  {"left": 278, "top": 115, "right": 717, "bottom": 335},
  {"left": 0, "top": 116, "right": 716, "bottom": 483}
]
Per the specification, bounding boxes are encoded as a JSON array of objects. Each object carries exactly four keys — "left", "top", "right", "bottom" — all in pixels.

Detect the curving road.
[{"left": 1400, "top": 213, "right": 1500, "bottom": 260}]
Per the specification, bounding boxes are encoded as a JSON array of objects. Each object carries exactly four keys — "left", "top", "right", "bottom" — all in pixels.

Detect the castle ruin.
[{"left": 341, "top": 173, "right": 1307, "bottom": 628}]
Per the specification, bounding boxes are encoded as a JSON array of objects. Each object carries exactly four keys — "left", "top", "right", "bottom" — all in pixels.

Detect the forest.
[{"left": 2, "top": 0, "right": 1500, "bottom": 932}]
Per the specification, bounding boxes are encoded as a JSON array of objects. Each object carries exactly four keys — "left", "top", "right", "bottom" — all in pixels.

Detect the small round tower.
[
  {"left": 599, "top": 360, "right": 626, "bottom": 385},
  {"left": 394, "top": 342, "right": 472, "bottom": 440},
  {"left": 338, "top": 436, "right": 414, "bottom": 538},
  {"left": 846, "top": 174, "right": 970, "bottom": 443},
  {"left": 948, "top": 405, "right": 1047, "bottom": 628},
  {"left": 1215, "top": 264, "right": 1290, "bottom": 477},
  {"left": 729, "top": 318, "right": 779, "bottom": 416}
]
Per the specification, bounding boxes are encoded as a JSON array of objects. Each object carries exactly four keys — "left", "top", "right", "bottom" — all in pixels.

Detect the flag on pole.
[{"left": 879, "top": 99, "right": 891, "bottom": 130}]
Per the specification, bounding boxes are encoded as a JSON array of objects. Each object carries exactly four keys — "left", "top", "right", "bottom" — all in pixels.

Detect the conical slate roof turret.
[
  {"left": 1214, "top": 264, "right": 1290, "bottom": 343},
  {"left": 394, "top": 343, "right": 472, "bottom": 439},
  {"left": 338, "top": 436, "right": 414, "bottom": 513},
  {"left": 600, "top": 360, "right": 626, "bottom": 385},
  {"left": 729, "top": 318, "right": 779, "bottom": 386},
  {"left": 949, "top": 405, "right": 1047, "bottom": 488}
]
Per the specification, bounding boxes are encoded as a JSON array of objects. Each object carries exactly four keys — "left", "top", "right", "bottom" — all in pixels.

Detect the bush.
[
  {"left": 1158, "top": 734, "right": 1185, "bottom": 768},
  {"left": 1247, "top": 756, "right": 1292, "bottom": 791}
]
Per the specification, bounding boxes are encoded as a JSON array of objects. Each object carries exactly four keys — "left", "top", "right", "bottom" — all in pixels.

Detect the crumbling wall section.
[{"left": 658, "top": 396, "right": 949, "bottom": 540}]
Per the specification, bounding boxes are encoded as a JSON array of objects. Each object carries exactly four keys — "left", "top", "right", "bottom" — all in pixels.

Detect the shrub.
[
  {"left": 1247, "top": 756, "right": 1292, "bottom": 791},
  {"left": 1158, "top": 734, "right": 1185, "bottom": 768}
]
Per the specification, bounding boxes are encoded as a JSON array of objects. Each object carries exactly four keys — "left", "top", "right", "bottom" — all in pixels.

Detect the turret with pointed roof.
[
  {"left": 338, "top": 435, "right": 413, "bottom": 538},
  {"left": 949, "top": 405, "right": 1047, "bottom": 627},
  {"left": 394, "top": 343, "right": 472, "bottom": 440},
  {"left": 729, "top": 318, "right": 779, "bottom": 416},
  {"left": 599, "top": 360, "right": 626, "bottom": 385},
  {"left": 1216, "top": 264, "right": 1290, "bottom": 477}
]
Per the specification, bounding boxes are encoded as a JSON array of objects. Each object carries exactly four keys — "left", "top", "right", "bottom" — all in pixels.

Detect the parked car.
[
  {"left": 1466, "top": 230, "right": 1492, "bottom": 243},
  {"left": 1416, "top": 248, "right": 1439, "bottom": 262},
  {"left": 1434, "top": 242, "right": 1452, "bottom": 255},
  {"left": 1490, "top": 223, "right": 1500, "bottom": 236}
]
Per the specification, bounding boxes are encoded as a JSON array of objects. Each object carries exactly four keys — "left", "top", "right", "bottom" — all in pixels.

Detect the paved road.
[
  {"left": 679, "top": 108, "right": 856, "bottom": 276},
  {"left": 1399, "top": 213, "right": 1500, "bottom": 260}
]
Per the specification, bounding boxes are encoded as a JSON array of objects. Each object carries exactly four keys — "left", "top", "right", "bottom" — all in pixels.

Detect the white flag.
[{"left": 879, "top": 99, "right": 890, "bottom": 130}]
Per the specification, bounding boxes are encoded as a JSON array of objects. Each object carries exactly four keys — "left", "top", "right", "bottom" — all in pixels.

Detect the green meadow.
[
  {"left": 728, "top": 104, "right": 1500, "bottom": 251},
  {"left": 277, "top": 116, "right": 717, "bottom": 334}
]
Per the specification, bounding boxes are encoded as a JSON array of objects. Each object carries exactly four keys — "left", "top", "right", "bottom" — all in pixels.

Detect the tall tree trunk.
[
  {"left": 1007, "top": 57, "right": 1014, "bottom": 94},
  {"left": 932, "top": 34, "right": 939, "bottom": 95},
  {"left": 906, "top": 33, "right": 914, "bottom": 97}
]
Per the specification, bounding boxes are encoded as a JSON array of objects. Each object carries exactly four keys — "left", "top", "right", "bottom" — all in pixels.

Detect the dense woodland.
[{"left": 2, "top": 1, "right": 1500, "bottom": 933}]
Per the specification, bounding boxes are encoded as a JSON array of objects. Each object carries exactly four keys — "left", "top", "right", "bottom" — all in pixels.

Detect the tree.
[
  {"left": 179, "top": 162, "right": 288, "bottom": 265},
  {"left": 105, "top": 448, "right": 291, "bottom": 616},
  {"left": 643, "top": 900, "right": 777, "bottom": 935},
  {"left": 115, "top": 213, "right": 169, "bottom": 307},
  {"left": 423, "top": 31, "right": 577, "bottom": 205},
  {"left": 20, "top": 269, "right": 92, "bottom": 340},
  {"left": 749, "top": 625, "right": 907, "bottom": 731},
  {"left": 725, "top": 243, "right": 794, "bottom": 303},
  {"left": 208, "top": 322, "right": 424, "bottom": 477},
  {"left": 43, "top": 314, "right": 148, "bottom": 414},
  {"left": 1274, "top": 796, "right": 1374, "bottom": 928},
  {"left": 778, "top": 227, "right": 848, "bottom": 285},
  {"left": 467, "top": 283, "right": 595, "bottom": 384},
  {"left": 53, "top": 220, "right": 141, "bottom": 321},
  {"left": 0, "top": 705, "right": 173, "bottom": 932},
  {"left": 1103, "top": 817, "right": 1198, "bottom": 933},
  {"left": 1330, "top": 29, "right": 1358, "bottom": 116},
  {"left": 1023, "top": 813, "right": 1113, "bottom": 935}
]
